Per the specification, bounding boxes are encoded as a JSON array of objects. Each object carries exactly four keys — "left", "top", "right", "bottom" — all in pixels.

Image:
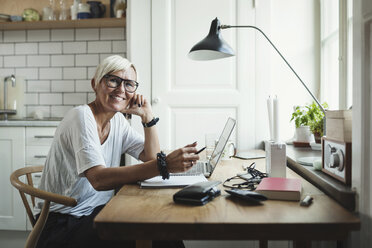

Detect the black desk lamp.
[{"left": 188, "top": 18, "right": 326, "bottom": 116}]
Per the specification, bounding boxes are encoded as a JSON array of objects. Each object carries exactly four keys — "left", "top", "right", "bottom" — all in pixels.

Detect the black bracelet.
[
  {"left": 157, "top": 151, "right": 169, "bottom": 180},
  {"left": 142, "top": 117, "right": 159, "bottom": 128}
]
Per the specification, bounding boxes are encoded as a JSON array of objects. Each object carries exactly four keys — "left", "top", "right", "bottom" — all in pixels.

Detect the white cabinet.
[
  {"left": 0, "top": 127, "right": 26, "bottom": 230},
  {"left": 0, "top": 126, "right": 56, "bottom": 231},
  {"left": 25, "top": 127, "right": 56, "bottom": 231}
]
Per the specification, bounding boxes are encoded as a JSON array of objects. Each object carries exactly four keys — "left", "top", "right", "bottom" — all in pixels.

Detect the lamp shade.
[{"left": 188, "top": 18, "right": 235, "bottom": 61}]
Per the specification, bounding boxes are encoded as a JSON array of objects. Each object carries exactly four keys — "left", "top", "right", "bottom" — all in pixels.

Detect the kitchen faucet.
[{"left": 2, "top": 75, "right": 16, "bottom": 120}]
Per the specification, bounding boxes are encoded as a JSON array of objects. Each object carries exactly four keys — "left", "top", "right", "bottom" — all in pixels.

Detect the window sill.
[{"left": 286, "top": 144, "right": 356, "bottom": 211}]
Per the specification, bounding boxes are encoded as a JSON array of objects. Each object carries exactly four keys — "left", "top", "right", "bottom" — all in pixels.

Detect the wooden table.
[{"left": 94, "top": 156, "right": 360, "bottom": 248}]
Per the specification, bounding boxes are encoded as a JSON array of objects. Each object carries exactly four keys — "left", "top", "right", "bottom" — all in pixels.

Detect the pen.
[{"left": 195, "top": 146, "right": 206, "bottom": 154}]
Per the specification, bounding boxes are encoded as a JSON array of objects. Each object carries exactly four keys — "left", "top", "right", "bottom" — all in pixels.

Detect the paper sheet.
[{"left": 140, "top": 174, "right": 207, "bottom": 188}]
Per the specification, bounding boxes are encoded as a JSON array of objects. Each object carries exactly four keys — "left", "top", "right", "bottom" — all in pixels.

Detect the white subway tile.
[
  {"left": 40, "top": 93, "right": 62, "bottom": 105},
  {"left": 51, "top": 55, "right": 74, "bottom": 67},
  {"left": 27, "top": 55, "right": 50, "bottom": 67},
  {"left": 64, "top": 93, "right": 87, "bottom": 104},
  {"left": 27, "top": 30, "right": 50, "bottom": 42},
  {"left": 0, "top": 43, "right": 14, "bottom": 55},
  {"left": 39, "top": 42, "right": 62, "bottom": 54},
  {"left": 15, "top": 43, "right": 38, "bottom": 55},
  {"left": 76, "top": 80, "right": 93, "bottom": 92},
  {"left": 76, "top": 28, "right": 99, "bottom": 41},
  {"left": 51, "top": 80, "right": 75, "bottom": 92},
  {"left": 88, "top": 93, "right": 96, "bottom": 103},
  {"left": 16, "top": 68, "right": 38, "bottom": 79},
  {"left": 0, "top": 68, "right": 15, "bottom": 77},
  {"left": 4, "top": 30, "right": 26, "bottom": 42},
  {"left": 26, "top": 106, "right": 51, "bottom": 118},
  {"left": 40, "top": 68, "right": 63, "bottom": 79},
  {"left": 27, "top": 80, "right": 50, "bottom": 92},
  {"left": 63, "top": 67, "right": 87, "bottom": 79},
  {"left": 24, "top": 93, "right": 39, "bottom": 105},
  {"left": 88, "top": 66, "right": 96, "bottom": 79},
  {"left": 51, "top": 29, "right": 74, "bottom": 41},
  {"left": 4, "top": 56, "right": 26, "bottom": 67},
  {"left": 100, "top": 53, "right": 126, "bottom": 62},
  {"left": 112, "top": 41, "right": 127, "bottom": 53},
  {"left": 51, "top": 105, "right": 73, "bottom": 118},
  {"left": 100, "top": 28, "right": 125, "bottom": 40},
  {"left": 63, "top": 41, "right": 87, "bottom": 54},
  {"left": 88, "top": 41, "right": 111, "bottom": 53},
  {"left": 76, "top": 54, "right": 99, "bottom": 66}
]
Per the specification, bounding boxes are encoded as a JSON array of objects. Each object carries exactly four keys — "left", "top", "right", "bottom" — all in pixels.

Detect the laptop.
[{"left": 173, "top": 117, "right": 236, "bottom": 178}]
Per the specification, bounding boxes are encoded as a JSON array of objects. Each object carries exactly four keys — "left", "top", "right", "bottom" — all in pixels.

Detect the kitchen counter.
[{"left": 0, "top": 118, "right": 62, "bottom": 127}]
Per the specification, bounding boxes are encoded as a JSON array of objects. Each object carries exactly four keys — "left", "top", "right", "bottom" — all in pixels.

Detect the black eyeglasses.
[{"left": 103, "top": 74, "right": 139, "bottom": 93}]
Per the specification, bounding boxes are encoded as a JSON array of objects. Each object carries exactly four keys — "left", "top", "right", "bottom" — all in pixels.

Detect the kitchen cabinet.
[
  {"left": 0, "top": 125, "right": 57, "bottom": 231},
  {"left": 0, "top": 127, "right": 26, "bottom": 230}
]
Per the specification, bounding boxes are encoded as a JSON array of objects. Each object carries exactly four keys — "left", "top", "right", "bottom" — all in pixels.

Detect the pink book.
[{"left": 255, "top": 177, "right": 302, "bottom": 201}]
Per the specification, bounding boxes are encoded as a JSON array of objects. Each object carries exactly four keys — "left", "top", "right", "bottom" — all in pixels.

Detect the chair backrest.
[{"left": 10, "top": 166, "right": 77, "bottom": 248}]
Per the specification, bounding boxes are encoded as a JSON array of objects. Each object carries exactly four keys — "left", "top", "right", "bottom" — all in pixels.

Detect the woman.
[{"left": 35, "top": 55, "right": 199, "bottom": 248}]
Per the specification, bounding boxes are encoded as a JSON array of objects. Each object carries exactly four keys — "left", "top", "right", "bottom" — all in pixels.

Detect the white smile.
[{"left": 110, "top": 95, "right": 126, "bottom": 101}]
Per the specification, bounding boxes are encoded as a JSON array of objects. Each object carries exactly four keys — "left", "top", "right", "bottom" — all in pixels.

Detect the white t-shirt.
[{"left": 35, "top": 105, "right": 144, "bottom": 217}]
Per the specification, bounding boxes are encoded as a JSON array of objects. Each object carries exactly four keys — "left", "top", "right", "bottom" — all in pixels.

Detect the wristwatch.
[{"left": 142, "top": 117, "right": 159, "bottom": 128}]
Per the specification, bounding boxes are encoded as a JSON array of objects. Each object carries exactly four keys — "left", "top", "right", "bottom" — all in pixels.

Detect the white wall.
[{"left": 268, "top": 0, "right": 320, "bottom": 142}]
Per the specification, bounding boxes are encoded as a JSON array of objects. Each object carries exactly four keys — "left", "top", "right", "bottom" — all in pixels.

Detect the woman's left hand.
[{"left": 122, "top": 93, "right": 153, "bottom": 122}]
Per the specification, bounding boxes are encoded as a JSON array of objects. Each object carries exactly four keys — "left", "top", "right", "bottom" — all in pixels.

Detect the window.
[{"left": 320, "top": 0, "right": 352, "bottom": 110}]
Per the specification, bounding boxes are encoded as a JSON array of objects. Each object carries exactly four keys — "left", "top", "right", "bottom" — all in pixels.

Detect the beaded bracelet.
[{"left": 157, "top": 151, "right": 169, "bottom": 180}]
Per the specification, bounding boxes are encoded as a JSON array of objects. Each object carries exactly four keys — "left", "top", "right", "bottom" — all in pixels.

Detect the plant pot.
[
  {"left": 295, "top": 126, "right": 314, "bottom": 143},
  {"left": 313, "top": 132, "right": 322, "bottom": 144}
]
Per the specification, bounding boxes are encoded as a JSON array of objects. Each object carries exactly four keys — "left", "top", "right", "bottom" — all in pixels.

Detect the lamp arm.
[{"left": 221, "top": 25, "right": 325, "bottom": 114}]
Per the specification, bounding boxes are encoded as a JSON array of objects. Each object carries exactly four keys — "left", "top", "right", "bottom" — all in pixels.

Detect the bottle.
[
  {"left": 47, "top": 0, "right": 57, "bottom": 20},
  {"left": 70, "top": 0, "right": 81, "bottom": 20},
  {"left": 59, "top": 0, "right": 69, "bottom": 20},
  {"left": 114, "top": 0, "right": 126, "bottom": 18}
]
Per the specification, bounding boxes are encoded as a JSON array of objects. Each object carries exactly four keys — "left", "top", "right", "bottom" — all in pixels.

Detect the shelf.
[
  {"left": 286, "top": 145, "right": 356, "bottom": 211},
  {"left": 0, "top": 18, "right": 125, "bottom": 30}
]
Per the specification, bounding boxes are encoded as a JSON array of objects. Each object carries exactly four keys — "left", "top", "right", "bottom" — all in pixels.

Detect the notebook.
[{"left": 173, "top": 117, "right": 236, "bottom": 178}]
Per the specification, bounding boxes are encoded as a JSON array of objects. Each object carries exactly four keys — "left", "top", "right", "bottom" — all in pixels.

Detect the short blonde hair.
[{"left": 93, "top": 55, "right": 136, "bottom": 87}]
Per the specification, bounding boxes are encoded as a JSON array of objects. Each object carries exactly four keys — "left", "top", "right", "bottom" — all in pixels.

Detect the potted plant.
[
  {"left": 307, "top": 102, "right": 328, "bottom": 143},
  {"left": 290, "top": 105, "right": 313, "bottom": 144},
  {"left": 290, "top": 102, "right": 328, "bottom": 144}
]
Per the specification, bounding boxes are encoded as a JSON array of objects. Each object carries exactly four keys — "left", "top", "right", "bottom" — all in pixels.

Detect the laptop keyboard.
[{"left": 171, "top": 161, "right": 206, "bottom": 176}]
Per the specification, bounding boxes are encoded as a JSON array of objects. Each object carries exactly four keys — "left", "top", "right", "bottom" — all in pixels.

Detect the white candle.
[
  {"left": 267, "top": 97, "right": 273, "bottom": 140},
  {"left": 273, "top": 96, "right": 279, "bottom": 142}
]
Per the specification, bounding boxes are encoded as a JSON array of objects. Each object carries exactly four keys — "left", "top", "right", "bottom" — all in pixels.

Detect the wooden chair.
[{"left": 10, "top": 166, "right": 77, "bottom": 248}]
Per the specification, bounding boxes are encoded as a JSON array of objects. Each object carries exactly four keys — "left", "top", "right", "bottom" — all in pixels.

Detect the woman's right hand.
[{"left": 165, "top": 143, "right": 199, "bottom": 173}]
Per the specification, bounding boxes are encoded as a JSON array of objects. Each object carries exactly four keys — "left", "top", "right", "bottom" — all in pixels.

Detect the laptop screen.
[{"left": 209, "top": 117, "right": 236, "bottom": 169}]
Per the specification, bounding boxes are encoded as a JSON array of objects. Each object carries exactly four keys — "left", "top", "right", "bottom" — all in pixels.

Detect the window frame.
[{"left": 320, "top": 0, "right": 352, "bottom": 110}]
